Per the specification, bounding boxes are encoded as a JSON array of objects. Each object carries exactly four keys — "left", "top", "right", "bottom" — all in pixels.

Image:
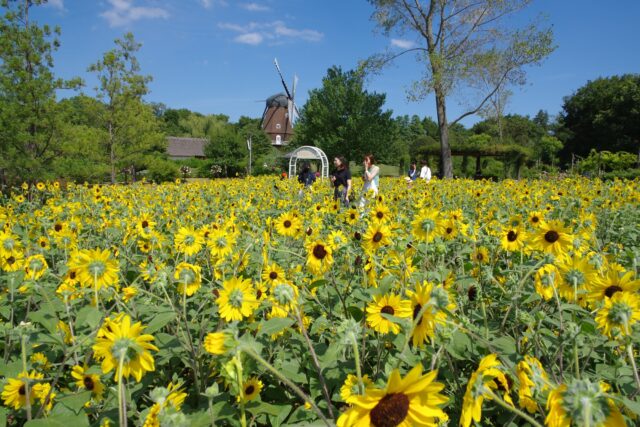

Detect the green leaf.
[
  {"left": 620, "top": 396, "right": 640, "bottom": 417},
  {"left": 258, "top": 317, "right": 295, "bottom": 337},
  {"left": 0, "top": 407, "right": 7, "bottom": 427},
  {"left": 58, "top": 390, "right": 92, "bottom": 414},
  {"left": 28, "top": 308, "right": 58, "bottom": 334},
  {"left": 24, "top": 413, "right": 89, "bottom": 427},
  {"left": 144, "top": 309, "right": 176, "bottom": 334},
  {"left": 75, "top": 306, "right": 103, "bottom": 330},
  {"left": 491, "top": 336, "right": 517, "bottom": 356},
  {"left": 446, "top": 331, "right": 471, "bottom": 360}
]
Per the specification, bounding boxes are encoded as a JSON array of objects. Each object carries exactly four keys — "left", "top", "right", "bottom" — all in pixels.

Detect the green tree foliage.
[
  {"left": 0, "top": 0, "right": 80, "bottom": 186},
  {"left": 204, "top": 125, "right": 246, "bottom": 177},
  {"left": 559, "top": 74, "right": 640, "bottom": 161},
  {"left": 89, "top": 32, "right": 165, "bottom": 183},
  {"left": 293, "top": 66, "right": 395, "bottom": 165},
  {"left": 367, "top": 0, "right": 555, "bottom": 178}
]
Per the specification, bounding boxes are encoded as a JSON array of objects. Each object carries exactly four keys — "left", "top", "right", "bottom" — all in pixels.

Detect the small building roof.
[{"left": 166, "top": 137, "right": 207, "bottom": 158}]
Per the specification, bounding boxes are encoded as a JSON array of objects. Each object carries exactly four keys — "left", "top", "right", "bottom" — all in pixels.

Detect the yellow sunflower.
[
  {"left": 203, "top": 331, "right": 231, "bottom": 355},
  {"left": 411, "top": 209, "right": 442, "bottom": 242},
  {"left": 207, "top": 227, "right": 236, "bottom": 259},
  {"left": 337, "top": 364, "right": 448, "bottom": 427},
  {"left": 405, "top": 282, "right": 454, "bottom": 347},
  {"left": 1, "top": 370, "right": 44, "bottom": 410},
  {"left": 68, "top": 248, "right": 119, "bottom": 290},
  {"left": 587, "top": 264, "right": 640, "bottom": 305},
  {"left": 362, "top": 224, "right": 392, "bottom": 254},
  {"left": 366, "top": 293, "right": 412, "bottom": 335},
  {"left": 530, "top": 220, "right": 574, "bottom": 257},
  {"left": 340, "top": 374, "right": 374, "bottom": 404},
  {"left": 216, "top": 276, "right": 259, "bottom": 322},
  {"left": 0, "top": 250, "right": 24, "bottom": 272},
  {"left": 527, "top": 211, "right": 546, "bottom": 228},
  {"left": 274, "top": 211, "right": 301, "bottom": 238},
  {"left": 261, "top": 263, "right": 286, "bottom": 285},
  {"left": 516, "top": 355, "right": 549, "bottom": 414},
  {"left": 174, "top": 226, "right": 204, "bottom": 256},
  {"left": 305, "top": 239, "right": 334, "bottom": 275},
  {"left": 595, "top": 291, "right": 640, "bottom": 338},
  {"left": 174, "top": 262, "right": 202, "bottom": 296},
  {"left": 546, "top": 380, "right": 626, "bottom": 427},
  {"left": 534, "top": 263, "right": 559, "bottom": 301},
  {"left": 460, "top": 354, "right": 513, "bottom": 427},
  {"left": 92, "top": 314, "right": 158, "bottom": 382},
  {"left": 143, "top": 382, "right": 187, "bottom": 427},
  {"left": 499, "top": 226, "right": 527, "bottom": 252},
  {"left": 370, "top": 203, "right": 392, "bottom": 224},
  {"left": 0, "top": 230, "right": 22, "bottom": 257},
  {"left": 24, "top": 254, "right": 48, "bottom": 280},
  {"left": 238, "top": 377, "right": 263, "bottom": 402},
  {"left": 344, "top": 208, "right": 359, "bottom": 225},
  {"left": 71, "top": 365, "right": 105, "bottom": 400}
]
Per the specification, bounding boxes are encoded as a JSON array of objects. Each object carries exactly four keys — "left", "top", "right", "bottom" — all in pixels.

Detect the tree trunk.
[
  {"left": 435, "top": 88, "right": 453, "bottom": 178},
  {"left": 109, "top": 122, "right": 116, "bottom": 184}
]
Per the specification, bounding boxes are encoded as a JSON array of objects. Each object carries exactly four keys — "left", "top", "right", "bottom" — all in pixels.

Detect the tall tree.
[
  {"left": 0, "top": 0, "right": 80, "bottom": 186},
  {"left": 366, "top": 0, "right": 554, "bottom": 178},
  {"left": 559, "top": 74, "right": 640, "bottom": 161},
  {"left": 293, "top": 66, "right": 395, "bottom": 165},
  {"left": 89, "top": 32, "right": 164, "bottom": 183}
]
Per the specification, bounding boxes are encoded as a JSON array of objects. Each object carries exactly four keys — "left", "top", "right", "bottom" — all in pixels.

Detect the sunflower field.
[{"left": 1, "top": 176, "right": 639, "bottom": 427}]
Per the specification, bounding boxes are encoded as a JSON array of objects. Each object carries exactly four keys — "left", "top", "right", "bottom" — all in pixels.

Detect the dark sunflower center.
[
  {"left": 531, "top": 216, "right": 539, "bottom": 223},
  {"left": 350, "top": 213, "right": 356, "bottom": 219},
  {"left": 256, "top": 289, "right": 262, "bottom": 299},
  {"left": 7, "top": 256, "right": 15, "bottom": 265},
  {"left": 313, "top": 244, "right": 327, "bottom": 259},
  {"left": 373, "top": 231, "right": 383, "bottom": 243},
  {"left": 446, "top": 227, "right": 453, "bottom": 234},
  {"left": 544, "top": 230, "right": 559, "bottom": 243},
  {"left": 19, "top": 384, "right": 26, "bottom": 395},
  {"left": 412, "top": 303, "right": 422, "bottom": 321},
  {"left": 83, "top": 376, "right": 95, "bottom": 390},
  {"left": 269, "top": 271, "right": 278, "bottom": 280},
  {"left": 283, "top": 220, "right": 292, "bottom": 228},
  {"left": 604, "top": 285, "right": 622, "bottom": 298},
  {"left": 69, "top": 271, "right": 76, "bottom": 279},
  {"left": 476, "top": 253, "right": 484, "bottom": 261},
  {"left": 40, "top": 240, "right": 46, "bottom": 247},
  {"left": 369, "top": 393, "right": 409, "bottom": 427},
  {"left": 245, "top": 385, "right": 255, "bottom": 395},
  {"left": 507, "top": 230, "right": 518, "bottom": 242},
  {"left": 141, "top": 220, "right": 149, "bottom": 228},
  {"left": 381, "top": 305, "right": 394, "bottom": 315},
  {"left": 376, "top": 211, "right": 384, "bottom": 219},
  {"left": 468, "top": 285, "right": 477, "bottom": 301},
  {"left": 54, "top": 224, "right": 62, "bottom": 232}
]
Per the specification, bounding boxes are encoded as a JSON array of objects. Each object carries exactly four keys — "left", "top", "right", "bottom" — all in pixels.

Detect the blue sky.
[{"left": 33, "top": 0, "right": 640, "bottom": 127}]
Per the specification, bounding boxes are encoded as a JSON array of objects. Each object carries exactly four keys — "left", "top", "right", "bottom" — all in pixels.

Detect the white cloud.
[
  {"left": 241, "top": 3, "right": 269, "bottom": 12},
  {"left": 200, "top": 0, "right": 228, "bottom": 8},
  {"left": 234, "top": 33, "right": 264, "bottom": 45},
  {"left": 200, "top": 0, "right": 212, "bottom": 8},
  {"left": 218, "top": 20, "right": 323, "bottom": 46},
  {"left": 101, "top": 0, "right": 170, "bottom": 27},
  {"left": 391, "top": 38, "right": 415, "bottom": 49},
  {"left": 45, "top": 0, "right": 65, "bottom": 10}
]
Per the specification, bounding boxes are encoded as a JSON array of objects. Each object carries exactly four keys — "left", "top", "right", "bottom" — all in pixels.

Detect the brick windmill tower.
[{"left": 260, "top": 59, "right": 299, "bottom": 146}]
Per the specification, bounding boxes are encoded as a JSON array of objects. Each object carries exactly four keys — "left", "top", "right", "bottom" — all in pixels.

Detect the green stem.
[
  {"left": 234, "top": 356, "right": 247, "bottom": 427},
  {"left": 486, "top": 389, "right": 544, "bottom": 427},
  {"left": 625, "top": 335, "right": 640, "bottom": 392},
  {"left": 117, "top": 351, "right": 128, "bottom": 427},
  {"left": 241, "top": 346, "right": 332, "bottom": 426},
  {"left": 21, "top": 335, "right": 32, "bottom": 421},
  {"left": 350, "top": 336, "right": 364, "bottom": 395}
]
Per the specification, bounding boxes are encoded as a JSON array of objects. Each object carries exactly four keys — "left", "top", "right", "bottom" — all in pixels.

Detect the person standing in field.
[
  {"left": 330, "top": 156, "right": 352, "bottom": 206},
  {"left": 419, "top": 160, "right": 432, "bottom": 182},
  {"left": 360, "top": 154, "right": 380, "bottom": 207}
]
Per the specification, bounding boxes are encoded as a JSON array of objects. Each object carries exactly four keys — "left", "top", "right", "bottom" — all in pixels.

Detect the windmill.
[{"left": 260, "top": 58, "right": 299, "bottom": 146}]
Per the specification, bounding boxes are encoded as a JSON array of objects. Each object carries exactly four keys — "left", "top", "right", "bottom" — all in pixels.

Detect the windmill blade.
[
  {"left": 274, "top": 58, "right": 292, "bottom": 99},
  {"left": 291, "top": 74, "right": 298, "bottom": 101}
]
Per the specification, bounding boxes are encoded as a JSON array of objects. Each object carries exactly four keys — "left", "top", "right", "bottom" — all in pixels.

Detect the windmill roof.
[
  {"left": 166, "top": 137, "right": 207, "bottom": 157},
  {"left": 266, "top": 93, "right": 288, "bottom": 108}
]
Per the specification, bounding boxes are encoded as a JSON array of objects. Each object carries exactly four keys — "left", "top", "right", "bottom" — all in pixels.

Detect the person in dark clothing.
[
  {"left": 330, "top": 156, "right": 351, "bottom": 206},
  {"left": 297, "top": 161, "right": 316, "bottom": 187}
]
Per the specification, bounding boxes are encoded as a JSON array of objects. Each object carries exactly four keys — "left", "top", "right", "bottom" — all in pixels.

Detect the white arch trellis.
[{"left": 286, "top": 145, "right": 329, "bottom": 180}]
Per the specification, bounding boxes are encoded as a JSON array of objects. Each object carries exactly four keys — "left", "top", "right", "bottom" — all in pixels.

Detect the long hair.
[
  {"left": 364, "top": 154, "right": 375, "bottom": 165},
  {"left": 336, "top": 156, "right": 348, "bottom": 170}
]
